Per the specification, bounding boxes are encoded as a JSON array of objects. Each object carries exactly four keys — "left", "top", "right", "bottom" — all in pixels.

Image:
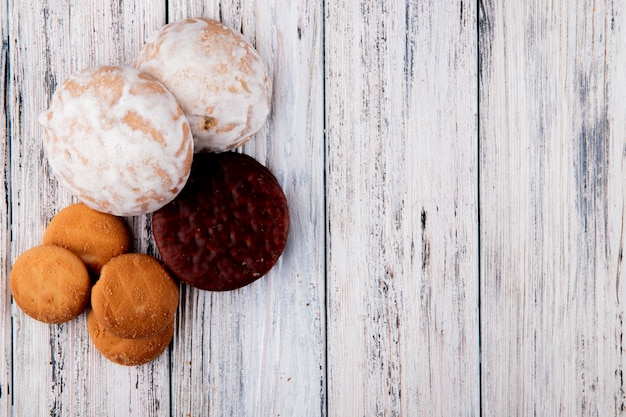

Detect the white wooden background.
[{"left": 1, "top": 0, "right": 625, "bottom": 416}]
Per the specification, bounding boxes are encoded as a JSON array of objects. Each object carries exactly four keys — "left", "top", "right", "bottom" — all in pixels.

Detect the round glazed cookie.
[
  {"left": 152, "top": 152, "right": 289, "bottom": 291},
  {"left": 43, "top": 203, "right": 131, "bottom": 275},
  {"left": 134, "top": 18, "right": 272, "bottom": 153},
  {"left": 87, "top": 309, "right": 174, "bottom": 366},
  {"left": 10, "top": 245, "right": 91, "bottom": 324},
  {"left": 39, "top": 66, "right": 194, "bottom": 216},
  {"left": 91, "top": 253, "right": 179, "bottom": 339}
]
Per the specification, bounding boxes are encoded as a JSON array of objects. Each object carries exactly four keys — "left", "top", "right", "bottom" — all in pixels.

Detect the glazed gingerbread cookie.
[
  {"left": 43, "top": 203, "right": 131, "bottom": 275},
  {"left": 10, "top": 245, "right": 91, "bottom": 324},
  {"left": 87, "top": 309, "right": 174, "bottom": 366},
  {"left": 134, "top": 18, "right": 272, "bottom": 152},
  {"left": 39, "top": 66, "right": 194, "bottom": 216},
  {"left": 91, "top": 253, "right": 179, "bottom": 339}
]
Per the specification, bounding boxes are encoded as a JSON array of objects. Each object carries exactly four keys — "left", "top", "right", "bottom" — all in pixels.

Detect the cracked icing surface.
[
  {"left": 134, "top": 18, "right": 272, "bottom": 153},
  {"left": 39, "top": 66, "right": 194, "bottom": 216}
]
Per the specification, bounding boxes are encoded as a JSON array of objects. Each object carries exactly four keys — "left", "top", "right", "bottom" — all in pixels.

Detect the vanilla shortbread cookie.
[
  {"left": 43, "top": 203, "right": 131, "bottom": 275},
  {"left": 10, "top": 245, "right": 91, "bottom": 324},
  {"left": 91, "top": 253, "right": 179, "bottom": 339},
  {"left": 87, "top": 309, "right": 174, "bottom": 366}
]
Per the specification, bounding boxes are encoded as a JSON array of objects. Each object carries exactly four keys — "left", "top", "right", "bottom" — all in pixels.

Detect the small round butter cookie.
[
  {"left": 10, "top": 245, "right": 90, "bottom": 324},
  {"left": 91, "top": 253, "right": 179, "bottom": 339},
  {"left": 87, "top": 309, "right": 174, "bottom": 366},
  {"left": 134, "top": 18, "right": 272, "bottom": 153},
  {"left": 43, "top": 203, "right": 132, "bottom": 275},
  {"left": 152, "top": 152, "right": 289, "bottom": 291},
  {"left": 39, "top": 66, "right": 194, "bottom": 216}
]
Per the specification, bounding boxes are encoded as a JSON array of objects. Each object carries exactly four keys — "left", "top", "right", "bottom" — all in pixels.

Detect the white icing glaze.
[
  {"left": 39, "top": 66, "right": 194, "bottom": 216},
  {"left": 133, "top": 18, "right": 272, "bottom": 153}
]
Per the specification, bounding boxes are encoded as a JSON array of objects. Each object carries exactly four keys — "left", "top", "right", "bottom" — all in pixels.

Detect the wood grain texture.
[
  {"left": 479, "top": 0, "right": 626, "bottom": 415},
  {"left": 6, "top": 0, "right": 626, "bottom": 415},
  {"left": 166, "top": 1, "right": 326, "bottom": 416},
  {"left": 7, "top": 1, "right": 169, "bottom": 416},
  {"left": 325, "top": 1, "right": 479, "bottom": 416},
  {"left": 4, "top": 0, "right": 326, "bottom": 415},
  {"left": 1, "top": 0, "right": 10, "bottom": 414}
]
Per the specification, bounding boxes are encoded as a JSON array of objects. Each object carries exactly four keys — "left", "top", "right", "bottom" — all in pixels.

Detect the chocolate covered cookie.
[{"left": 152, "top": 152, "right": 289, "bottom": 291}]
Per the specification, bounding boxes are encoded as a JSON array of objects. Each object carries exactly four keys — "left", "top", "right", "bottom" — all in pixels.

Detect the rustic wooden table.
[{"left": 1, "top": 0, "right": 625, "bottom": 416}]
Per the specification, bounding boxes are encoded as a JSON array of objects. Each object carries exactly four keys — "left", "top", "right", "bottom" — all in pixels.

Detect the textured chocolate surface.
[{"left": 152, "top": 152, "right": 289, "bottom": 291}]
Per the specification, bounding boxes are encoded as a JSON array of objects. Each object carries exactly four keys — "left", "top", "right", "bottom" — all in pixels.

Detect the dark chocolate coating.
[{"left": 152, "top": 152, "right": 289, "bottom": 291}]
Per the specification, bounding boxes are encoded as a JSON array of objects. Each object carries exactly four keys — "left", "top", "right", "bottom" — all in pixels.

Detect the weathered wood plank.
[
  {"left": 165, "top": 1, "right": 326, "bottom": 416},
  {"left": 1, "top": 0, "right": 11, "bottom": 414},
  {"left": 8, "top": 1, "right": 169, "bottom": 416},
  {"left": 325, "top": 1, "right": 479, "bottom": 416},
  {"left": 479, "top": 0, "right": 626, "bottom": 415}
]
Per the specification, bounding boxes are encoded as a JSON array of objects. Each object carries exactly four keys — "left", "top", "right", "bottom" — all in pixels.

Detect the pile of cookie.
[
  {"left": 10, "top": 18, "right": 290, "bottom": 366},
  {"left": 11, "top": 203, "right": 179, "bottom": 366}
]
